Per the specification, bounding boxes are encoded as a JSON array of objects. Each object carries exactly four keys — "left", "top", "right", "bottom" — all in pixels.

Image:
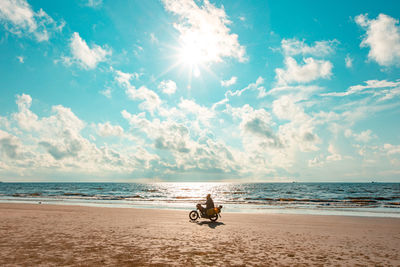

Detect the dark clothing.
[
  {"left": 198, "top": 197, "right": 215, "bottom": 215},
  {"left": 206, "top": 197, "right": 214, "bottom": 209}
]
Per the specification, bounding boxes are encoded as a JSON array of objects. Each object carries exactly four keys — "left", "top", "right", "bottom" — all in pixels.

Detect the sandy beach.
[{"left": 0, "top": 203, "right": 399, "bottom": 266}]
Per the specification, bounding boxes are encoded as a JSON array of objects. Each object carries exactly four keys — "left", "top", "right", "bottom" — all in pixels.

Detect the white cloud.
[
  {"left": 276, "top": 57, "right": 332, "bottom": 85},
  {"left": 133, "top": 44, "right": 144, "bottom": 57},
  {"left": 4, "top": 90, "right": 397, "bottom": 181},
  {"left": 12, "top": 93, "right": 39, "bottom": 131},
  {"left": 85, "top": 0, "right": 102, "bottom": 8},
  {"left": 158, "top": 80, "right": 177, "bottom": 95},
  {"left": 68, "top": 32, "right": 111, "bottom": 69},
  {"left": 162, "top": 0, "right": 246, "bottom": 63},
  {"left": 273, "top": 95, "right": 320, "bottom": 152},
  {"left": 150, "top": 33, "right": 158, "bottom": 43},
  {"left": 97, "top": 122, "right": 124, "bottom": 137},
  {"left": 0, "top": 0, "right": 63, "bottom": 41},
  {"left": 345, "top": 54, "right": 353, "bottom": 68},
  {"left": 267, "top": 85, "right": 321, "bottom": 97},
  {"left": 99, "top": 87, "right": 112, "bottom": 98},
  {"left": 0, "top": 94, "right": 158, "bottom": 176},
  {"left": 221, "top": 76, "right": 237, "bottom": 87},
  {"left": 0, "top": 130, "right": 22, "bottom": 159},
  {"left": 345, "top": 129, "right": 374, "bottom": 143},
  {"left": 272, "top": 95, "right": 306, "bottom": 121},
  {"left": 121, "top": 109, "right": 239, "bottom": 173},
  {"left": 0, "top": 0, "right": 36, "bottom": 33},
  {"left": 308, "top": 156, "right": 324, "bottom": 167},
  {"left": 126, "top": 86, "right": 162, "bottom": 115},
  {"left": 229, "top": 104, "right": 281, "bottom": 148},
  {"left": 378, "top": 87, "right": 400, "bottom": 101},
  {"left": 48, "top": 105, "right": 86, "bottom": 135},
  {"left": 242, "top": 114, "right": 280, "bottom": 147},
  {"left": 113, "top": 69, "right": 162, "bottom": 115},
  {"left": 115, "top": 70, "right": 135, "bottom": 86},
  {"left": 383, "top": 144, "right": 400, "bottom": 155},
  {"left": 281, "top": 38, "right": 337, "bottom": 57},
  {"left": 178, "top": 98, "right": 214, "bottom": 126},
  {"left": 214, "top": 76, "right": 265, "bottom": 109},
  {"left": 226, "top": 104, "right": 302, "bottom": 171},
  {"left": 322, "top": 79, "right": 400, "bottom": 97},
  {"left": 122, "top": 110, "right": 192, "bottom": 153},
  {"left": 231, "top": 76, "right": 263, "bottom": 97},
  {"left": 0, "top": 94, "right": 240, "bottom": 178},
  {"left": 10, "top": 95, "right": 89, "bottom": 162},
  {"left": 326, "top": 144, "right": 342, "bottom": 161},
  {"left": 355, "top": 13, "right": 400, "bottom": 66}
]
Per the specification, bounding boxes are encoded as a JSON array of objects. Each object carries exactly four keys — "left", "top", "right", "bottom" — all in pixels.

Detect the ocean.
[{"left": 0, "top": 182, "right": 399, "bottom": 217}]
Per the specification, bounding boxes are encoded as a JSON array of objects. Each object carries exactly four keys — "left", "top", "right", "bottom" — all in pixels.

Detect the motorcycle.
[{"left": 189, "top": 203, "right": 223, "bottom": 222}]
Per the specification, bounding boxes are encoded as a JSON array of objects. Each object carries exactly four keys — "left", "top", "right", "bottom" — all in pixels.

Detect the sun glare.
[
  {"left": 175, "top": 30, "right": 216, "bottom": 78},
  {"left": 159, "top": 31, "right": 221, "bottom": 84},
  {"left": 177, "top": 41, "right": 205, "bottom": 79},
  {"left": 179, "top": 43, "right": 204, "bottom": 67}
]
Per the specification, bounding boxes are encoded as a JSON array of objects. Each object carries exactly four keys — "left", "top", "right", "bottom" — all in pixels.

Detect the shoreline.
[
  {"left": 1, "top": 199, "right": 399, "bottom": 218},
  {"left": 1, "top": 203, "right": 400, "bottom": 266}
]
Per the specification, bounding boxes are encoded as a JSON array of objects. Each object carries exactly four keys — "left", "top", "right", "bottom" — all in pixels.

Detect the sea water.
[{"left": 0, "top": 182, "right": 399, "bottom": 217}]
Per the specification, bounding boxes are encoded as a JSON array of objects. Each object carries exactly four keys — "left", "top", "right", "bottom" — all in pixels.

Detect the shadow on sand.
[{"left": 192, "top": 220, "right": 225, "bottom": 229}]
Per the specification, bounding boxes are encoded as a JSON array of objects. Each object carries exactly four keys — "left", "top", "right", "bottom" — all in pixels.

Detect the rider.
[{"left": 197, "top": 194, "right": 214, "bottom": 215}]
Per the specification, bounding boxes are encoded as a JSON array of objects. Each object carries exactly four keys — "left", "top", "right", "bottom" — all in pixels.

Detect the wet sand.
[{"left": 0, "top": 203, "right": 399, "bottom": 266}]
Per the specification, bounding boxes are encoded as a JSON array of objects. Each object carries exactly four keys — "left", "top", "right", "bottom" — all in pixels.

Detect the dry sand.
[{"left": 0, "top": 203, "right": 399, "bottom": 266}]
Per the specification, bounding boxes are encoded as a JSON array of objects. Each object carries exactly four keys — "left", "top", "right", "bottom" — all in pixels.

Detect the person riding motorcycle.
[{"left": 197, "top": 194, "right": 214, "bottom": 215}]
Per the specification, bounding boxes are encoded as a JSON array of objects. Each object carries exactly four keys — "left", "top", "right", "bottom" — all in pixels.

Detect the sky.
[{"left": 0, "top": 0, "right": 400, "bottom": 182}]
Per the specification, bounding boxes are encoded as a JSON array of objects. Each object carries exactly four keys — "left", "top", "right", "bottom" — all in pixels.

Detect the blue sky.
[{"left": 0, "top": 0, "right": 400, "bottom": 182}]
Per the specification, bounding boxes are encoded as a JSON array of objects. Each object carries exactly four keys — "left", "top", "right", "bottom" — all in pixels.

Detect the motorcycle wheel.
[
  {"left": 210, "top": 213, "right": 218, "bottom": 222},
  {"left": 189, "top": 210, "right": 199, "bottom": 221}
]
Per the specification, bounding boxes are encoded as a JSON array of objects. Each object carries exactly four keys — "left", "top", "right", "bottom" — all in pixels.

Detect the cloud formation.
[
  {"left": 97, "top": 122, "right": 124, "bottom": 137},
  {"left": 322, "top": 79, "right": 400, "bottom": 98},
  {"left": 276, "top": 57, "right": 332, "bottom": 85},
  {"left": 345, "top": 54, "right": 353, "bottom": 68},
  {"left": 0, "top": 130, "right": 22, "bottom": 159},
  {"left": 345, "top": 129, "right": 374, "bottom": 143},
  {"left": 85, "top": 0, "right": 102, "bottom": 8},
  {"left": 221, "top": 76, "right": 237, "bottom": 87},
  {"left": 281, "top": 38, "right": 337, "bottom": 57},
  {"left": 0, "top": 0, "right": 63, "bottom": 41},
  {"left": 158, "top": 80, "right": 177, "bottom": 95},
  {"left": 68, "top": 32, "right": 111, "bottom": 69},
  {"left": 356, "top": 13, "right": 400, "bottom": 66},
  {"left": 126, "top": 86, "right": 162, "bottom": 115},
  {"left": 1, "top": 3, "right": 400, "bottom": 182},
  {"left": 0, "top": 94, "right": 158, "bottom": 177},
  {"left": 162, "top": 0, "right": 246, "bottom": 64}
]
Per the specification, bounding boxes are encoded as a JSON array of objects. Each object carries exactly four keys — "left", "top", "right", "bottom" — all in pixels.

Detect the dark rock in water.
[
  {"left": 374, "top": 197, "right": 392, "bottom": 201},
  {"left": 144, "top": 189, "right": 158, "bottom": 192},
  {"left": 63, "top": 193, "right": 90, "bottom": 197},
  {"left": 175, "top": 196, "right": 191, "bottom": 199}
]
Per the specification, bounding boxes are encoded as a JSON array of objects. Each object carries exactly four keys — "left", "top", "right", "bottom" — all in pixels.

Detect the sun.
[
  {"left": 179, "top": 42, "right": 204, "bottom": 67},
  {"left": 177, "top": 40, "right": 206, "bottom": 78},
  {"left": 157, "top": 31, "right": 219, "bottom": 84}
]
